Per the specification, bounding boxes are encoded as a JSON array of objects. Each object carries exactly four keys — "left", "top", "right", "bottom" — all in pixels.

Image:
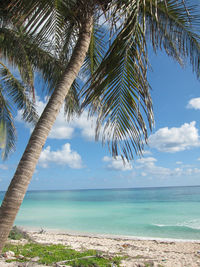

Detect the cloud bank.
[
  {"left": 39, "top": 143, "right": 83, "bottom": 169},
  {"left": 134, "top": 157, "right": 200, "bottom": 178},
  {"left": 103, "top": 156, "right": 132, "bottom": 171},
  {"left": 148, "top": 122, "right": 200, "bottom": 153}
]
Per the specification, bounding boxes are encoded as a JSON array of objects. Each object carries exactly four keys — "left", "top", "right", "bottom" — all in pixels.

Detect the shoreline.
[
  {"left": 7, "top": 226, "right": 200, "bottom": 267},
  {"left": 18, "top": 225, "right": 200, "bottom": 243}
]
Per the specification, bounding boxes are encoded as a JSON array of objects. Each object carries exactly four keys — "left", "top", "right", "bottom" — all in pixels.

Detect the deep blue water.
[{"left": 1, "top": 186, "right": 200, "bottom": 240}]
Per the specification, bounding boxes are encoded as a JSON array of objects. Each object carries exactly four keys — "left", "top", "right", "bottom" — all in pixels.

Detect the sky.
[{"left": 1, "top": 46, "right": 200, "bottom": 191}]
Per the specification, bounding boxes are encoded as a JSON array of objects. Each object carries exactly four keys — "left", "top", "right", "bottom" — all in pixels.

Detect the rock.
[
  {"left": 3, "top": 250, "right": 15, "bottom": 259},
  {"left": 17, "top": 263, "right": 26, "bottom": 267},
  {"left": 18, "top": 254, "right": 24, "bottom": 259},
  {"left": 122, "top": 243, "right": 131, "bottom": 248},
  {"left": 31, "top": 256, "right": 40, "bottom": 262}
]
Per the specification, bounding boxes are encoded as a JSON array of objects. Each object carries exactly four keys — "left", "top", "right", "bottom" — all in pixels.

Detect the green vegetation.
[
  {"left": 8, "top": 226, "right": 31, "bottom": 241},
  {"left": 3, "top": 243, "right": 122, "bottom": 266},
  {"left": 144, "top": 262, "right": 154, "bottom": 267}
]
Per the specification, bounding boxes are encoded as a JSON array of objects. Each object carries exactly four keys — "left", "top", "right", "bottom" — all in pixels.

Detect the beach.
[
  {"left": 1, "top": 188, "right": 200, "bottom": 266},
  {"left": 3, "top": 227, "right": 200, "bottom": 267}
]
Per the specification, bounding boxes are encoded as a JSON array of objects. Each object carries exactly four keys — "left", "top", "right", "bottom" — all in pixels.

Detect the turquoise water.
[{"left": 1, "top": 186, "right": 200, "bottom": 240}]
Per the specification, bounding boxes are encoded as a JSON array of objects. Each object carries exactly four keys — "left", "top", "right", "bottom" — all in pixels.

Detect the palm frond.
[
  {"left": 82, "top": 5, "right": 154, "bottom": 160},
  {"left": 0, "top": 25, "right": 65, "bottom": 94},
  {"left": 57, "top": 21, "right": 77, "bottom": 63},
  {"left": 0, "top": 26, "right": 36, "bottom": 97},
  {"left": 6, "top": 0, "right": 80, "bottom": 40},
  {"left": 0, "top": 61, "right": 38, "bottom": 124},
  {"left": 0, "top": 86, "right": 16, "bottom": 160},
  {"left": 64, "top": 79, "right": 80, "bottom": 120},
  {"left": 81, "top": 22, "right": 106, "bottom": 78},
  {"left": 141, "top": 0, "right": 200, "bottom": 78},
  {"left": 82, "top": 0, "right": 200, "bottom": 160}
]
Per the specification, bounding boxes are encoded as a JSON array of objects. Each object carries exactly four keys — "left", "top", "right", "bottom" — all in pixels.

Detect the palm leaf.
[
  {"left": 0, "top": 61, "right": 38, "bottom": 124},
  {"left": 141, "top": 0, "right": 200, "bottom": 78},
  {"left": 6, "top": 0, "right": 81, "bottom": 41},
  {"left": 82, "top": 5, "right": 153, "bottom": 160},
  {"left": 0, "top": 25, "right": 64, "bottom": 94},
  {"left": 81, "top": 22, "right": 106, "bottom": 78},
  {"left": 82, "top": 0, "right": 200, "bottom": 160},
  {"left": 64, "top": 79, "right": 80, "bottom": 120},
  {"left": 0, "top": 86, "right": 16, "bottom": 159},
  {"left": 0, "top": 61, "right": 39, "bottom": 159}
]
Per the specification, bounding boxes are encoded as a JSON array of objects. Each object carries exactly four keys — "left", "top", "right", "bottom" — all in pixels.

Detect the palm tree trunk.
[{"left": 0, "top": 14, "right": 93, "bottom": 253}]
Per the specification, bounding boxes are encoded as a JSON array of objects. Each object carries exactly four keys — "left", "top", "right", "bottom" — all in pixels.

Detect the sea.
[{"left": 1, "top": 186, "right": 200, "bottom": 240}]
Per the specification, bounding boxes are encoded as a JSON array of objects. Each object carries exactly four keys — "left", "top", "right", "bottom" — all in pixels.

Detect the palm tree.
[{"left": 0, "top": 0, "right": 200, "bottom": 252}]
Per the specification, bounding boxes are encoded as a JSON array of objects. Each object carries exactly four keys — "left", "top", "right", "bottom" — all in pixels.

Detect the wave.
[{"left": 152, "top": 220, "right": 200, "bottom": 231}]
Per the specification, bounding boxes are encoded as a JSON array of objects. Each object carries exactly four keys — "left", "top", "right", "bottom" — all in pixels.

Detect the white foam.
[{"left": 152, "top": 219, "right": 200, "bottom": 230}]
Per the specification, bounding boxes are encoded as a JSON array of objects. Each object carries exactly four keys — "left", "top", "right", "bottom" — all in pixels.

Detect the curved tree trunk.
[{"left": 0, "top": 14, "right": 93, "bottom": 253}]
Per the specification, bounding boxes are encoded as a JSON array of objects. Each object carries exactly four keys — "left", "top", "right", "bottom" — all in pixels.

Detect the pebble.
[
  {"left": 31, "top": 256, "right": 40, "bottom": 262},
  {"left": 3, "top": 251, "right": 15, "bottom": 259}
]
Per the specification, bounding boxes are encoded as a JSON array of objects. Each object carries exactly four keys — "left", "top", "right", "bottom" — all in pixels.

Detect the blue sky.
[{"left": 1, "top": 47, "right": 200, "bottom": 191}]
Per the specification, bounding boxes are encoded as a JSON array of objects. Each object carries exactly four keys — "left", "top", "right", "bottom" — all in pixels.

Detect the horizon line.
[{"left": 1, "top": 184, "right": 200, "bottom": 193}]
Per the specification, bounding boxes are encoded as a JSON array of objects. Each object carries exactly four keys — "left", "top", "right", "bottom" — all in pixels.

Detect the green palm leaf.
[
  {"left": 82, "top": 0, "right": 200, "bottom": 160},
  {"left": 0, "top": 62, "right": 39, "bottom": 159},
  {"left": 81, "top": 22, "right": 106, "bottom": 78},
  {"left": 141, "top": 0, "right": 200, "bottom": 78},
  {"left": 64, "top": 79, "right": 80, "bottom": 120},
  {"left": 82, "top": 4, "right": 153, "bottom": 160},
  {"left": 0, "top": 62, "right": 38, "bottom": 124},
  {"left": 0, "top": 85, "right": 16, "bottom": 160}
]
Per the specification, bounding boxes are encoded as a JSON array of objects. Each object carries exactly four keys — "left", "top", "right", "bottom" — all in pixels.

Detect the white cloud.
[
  {"left": 103, "top": 156, "right": 132, "bottom": 171},
  {"left": 16, "top": 96, "right": 97, "bottom": 141},
  {"left": 142, "top": 150, "right": 152, "bottom": 156},
  {"left": 148, "top": 122, "right": 200, "bottom": 153},
  {"left": 136, "top": 157, "right": 157, "bottom": 165},
  {"left": 134, "top": 157, "right": 200, "bottom": 178},
  {"left": 185, "top": 168, "right": 200, "bottom": 175},
  {"left": 176, "top": 161, "right": 183, "bottom": 165},
  {"left": 72, "top": 111, "right": 97, "bottom": 140},
  {"left": 136, "top": 157, "right": 172, "bottom": 177},
  {"left": 38, "top": 143, "right": 83, "bottom": 169},
  {"left": 187, "top": 98, "right": 200, "bottom": 110}
]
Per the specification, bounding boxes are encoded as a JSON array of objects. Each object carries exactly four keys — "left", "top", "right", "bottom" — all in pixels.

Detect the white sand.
[{"left": 9, "top": 227, "right": 200, "bottom": 267}]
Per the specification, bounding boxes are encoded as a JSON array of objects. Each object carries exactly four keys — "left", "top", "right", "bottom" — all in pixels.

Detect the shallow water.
[{"left": 1, "top": 186, "right": 200, "bottom": 240}]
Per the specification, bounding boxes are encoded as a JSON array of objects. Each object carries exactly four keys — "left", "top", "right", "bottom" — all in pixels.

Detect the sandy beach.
[{"left": 3, "top": 227, "right": 200, "bottom": 267}]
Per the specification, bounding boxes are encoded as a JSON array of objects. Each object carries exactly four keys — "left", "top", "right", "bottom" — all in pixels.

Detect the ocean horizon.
[{"left": 1, "top": 185, "right": 200, "bottom": 240}]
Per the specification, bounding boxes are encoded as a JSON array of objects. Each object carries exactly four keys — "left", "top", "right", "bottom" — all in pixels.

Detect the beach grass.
[
  {"left": 3, "top": 243, "right": 122, "bottom": 266},
  {"left": 8, "top": 225, "right": 32, "bottom": 241}
]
